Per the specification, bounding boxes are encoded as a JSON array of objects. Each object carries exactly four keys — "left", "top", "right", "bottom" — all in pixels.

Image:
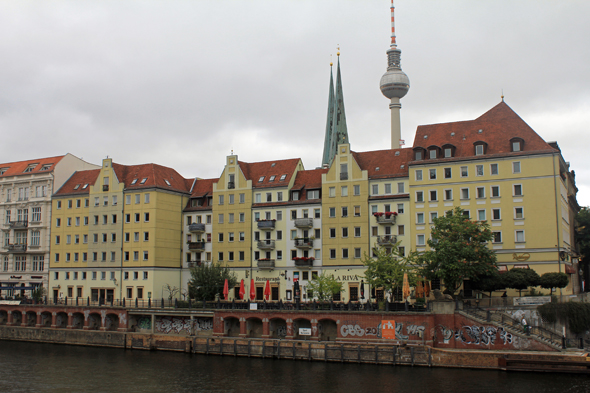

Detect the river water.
[{"left": 0, "top": 341, "right": 588, "bottom": 393}]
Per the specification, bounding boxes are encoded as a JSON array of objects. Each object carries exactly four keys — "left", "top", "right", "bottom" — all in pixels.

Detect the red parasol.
[
  {"left": 239, "top": 279, "right": 245, "bottom": 300},
  {"left": 223, "top": 279, "right": 229, "bottom": 300},
  {"left": 264, "top": 280, "right": 271, "bottom": 301},
  {"left": 250, "top": 278, "right": 256, "bottom": 301}
]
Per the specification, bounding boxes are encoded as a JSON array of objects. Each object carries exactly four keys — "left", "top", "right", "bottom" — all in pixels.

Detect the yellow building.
[
  {"left": 408, "top": 102, "right": 580, "bottom": 295},
  {"left": 50, "top": 158, "right": 190, "bottom": 302}
]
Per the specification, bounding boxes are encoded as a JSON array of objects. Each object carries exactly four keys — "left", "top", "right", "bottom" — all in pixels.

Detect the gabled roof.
[
  {"left": 412, "top": 101, "right": 556, "bottom": 160},
  {"left": 54, "top": 169, "right": 100, "bottom": 196},
  {"left": 0, "top": 155, "right": 64, "bottom": 178},
  {"left": 191, "top": 178, "right": 217, "bottom": 198},
  {"left": 112, "top": 163, "right": 191, "bottom": 193},
  {"left": 238, "top": 158, "right": 300, "bottom": 189},
  {"left": 352, "top": 148, "right": 412, "bottom": 179},
  {"left": 293, "top": 168, "right": 328, "bottom": 190}
]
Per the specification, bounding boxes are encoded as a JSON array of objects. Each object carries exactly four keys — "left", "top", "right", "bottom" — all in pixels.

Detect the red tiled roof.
[
  {"left": 0, "top": 155, "right": 64, "bottom": 178},
  {"left": 238, "top": 158, "right": 301, "bottom": 189},
  {"left": 191, "top": 178, "right": 217, "bottom": 197},
  {"left": 54, "top": 169, "right": 100, "bottom": 196},
  {"left": 412, "top": 102, "right": 556, "bottom": 160},
  {"left": 112, "top": 163, "right": 191, "bottom": 193},
  {"left": 292, "top": 167, "right": 328, "bottom": 201},
  {"left": 352, "top": 148, "right": 412, "bottom": 179}
]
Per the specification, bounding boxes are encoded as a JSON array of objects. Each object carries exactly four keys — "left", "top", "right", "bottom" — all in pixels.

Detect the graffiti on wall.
[
  {"left": 441, "top": 324, "right": 514, "bottom": 346},
  {"left": 137, "top": 317, "right": 151, "bottom": 330},
  {"left": 155, "top": 316, "right": 213, "bottom": 334},
  {"left": 339, "top": 321, "right": 426, "bottom": 339}
]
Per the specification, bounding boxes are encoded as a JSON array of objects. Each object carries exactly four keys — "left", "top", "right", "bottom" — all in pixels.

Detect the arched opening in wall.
[
  {"left": 55, "top": 312, "right": 67, "bottom": 328},
  {"left": 0, "top": 310, "right": 8, "bottom": 325},
  {"left": 88, "top": 313, "right": 101, "bottom": 330},
  {"left": 246, "top": 318, "right": 263, "bottom": 338},
  {"left": 318, "top": 319, "right": 337, "bottom": 341},
  {"left": 224, "top": 317, "right": 240, "bottom": 337},
  {"left": 269, "top": 318, "right": 286, "bottom": 339},
  {"left": 293, "top": 318, "right": 311, "bottom": 340},
  {"left": 25, "top": 311, "right": 36, "bottom": 326},
  {"left": 12, "top": 312, "right": 22, "bottom": 326},
  {"left": 41, "top": 312, "right": 51, "bottom": 327},
  {"left": 72, "top": 313, "right": 84, "bottom": 329},
  {"left": 105, "top": 313, "right": 119, "bottom": 331}
]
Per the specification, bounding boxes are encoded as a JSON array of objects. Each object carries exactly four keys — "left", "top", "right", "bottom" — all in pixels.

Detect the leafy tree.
[
  {"left": 31, "top": 285, "right": 45, "bottom": 303},
  {"left": 188, "top": 262, "right": 237, "bottom": 301},
  {"left": 416, "top": 207, "right": 497, "bottom": 297},
  {"left": 576, "top": 206, "right": 590, "bottom": 286},
  {"left": 539, "top": 272, "right": 569, "bottom": 294},
  {"left": 362, "top": 244, "right": 418, "bottom": 302},
  {"left": 503, "top": 268, "right": 541, "bottom": 296},
  {"left": 307, "top": 272, "right": 343, "bottom": 301},
  {"left": 471, "top": 271, "right": 505, "bottom": 298}
]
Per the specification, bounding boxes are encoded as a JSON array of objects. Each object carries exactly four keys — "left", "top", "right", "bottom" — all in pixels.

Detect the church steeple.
[{"left": 322, "top": 51, "right": 349, "bottom": 166}]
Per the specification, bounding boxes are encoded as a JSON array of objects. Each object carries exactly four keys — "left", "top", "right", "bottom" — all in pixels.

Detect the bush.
[{"left": 538, "top": 302, "right": 590, "bottom": 335}]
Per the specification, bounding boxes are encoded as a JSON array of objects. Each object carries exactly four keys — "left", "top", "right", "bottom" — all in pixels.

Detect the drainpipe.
[{"left": 552, "top": 153, "right": 562, "bottom": 300}]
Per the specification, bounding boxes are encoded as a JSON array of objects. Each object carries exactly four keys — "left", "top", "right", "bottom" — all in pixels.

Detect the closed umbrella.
[
  {"left": 239, "top": 279, "right": 245, "bottom": 300},
  {"left": 293, "top": 280, "right": 300, "bottom": 301},
  {"left": 223, "top": 279, "right": 229, "bottom": 301},
  {"left": 402, "top": 273, "right": 410, "bottom": 300},
  {"left": 264, "top": 280, "right": 271, "bottom": 301},
  {"left": 360, "top": 280, "right": 365, "bottom": 300},
  {"left": 424, "top": 281, "right": 431, "bottom": 297},
  {"left": 416, "top": 279, "right": 424, "bottom": 298},
  {"left": 250, "top": 278, "right": 256, "bottom": 301}
]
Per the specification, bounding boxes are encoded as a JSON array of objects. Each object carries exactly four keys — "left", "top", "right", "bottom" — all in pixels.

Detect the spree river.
[{"left": 0, "top": 341, "right": 588, "bottom": 393}]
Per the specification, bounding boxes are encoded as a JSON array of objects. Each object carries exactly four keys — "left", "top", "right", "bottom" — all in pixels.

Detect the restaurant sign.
[{"left": 381, "top": 320, "right": 396, "bottom": 339}]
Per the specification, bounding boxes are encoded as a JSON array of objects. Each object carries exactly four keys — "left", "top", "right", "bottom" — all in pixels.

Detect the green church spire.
[
  {"left": 322, "top": 64, "right": 335, "bottom": 166},
  {"left": 322, "top": 52, "right": 349, "bottom": 166}
]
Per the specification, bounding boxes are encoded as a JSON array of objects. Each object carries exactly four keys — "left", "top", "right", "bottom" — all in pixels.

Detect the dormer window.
[
  {"left": 269, "top": 175, "right": 276, "bottom": 182},
  {"left": 279, "top": 174, "right": 287, "bottom": 181},
  {"left": 429, "top": 149, "right": 437, "bottom": 159},
  {"left": 40, "top": 164, "right": 52, "bottom": 171},
  {"left": 442, "top": 144, "right": 455, "bottom": 158},
  {"left": 23, "top": 164, "right": 38, "bottom": 173},
  {"left": 0, "top": 168, "right": 8, "bottom": 175},
  {"left": 82, "top": 184, "right": 88, "bottom": 189},
  {"left": 258, "top": 176, "right": 265, "bottom": 182},
  {"left": 474, "top": 142, "right": 488, "bottom": 156},
  {"left": 510, "top": 137, "right": 524, "bottom": 152},
  {"left": 140, "top": 178, "right": 147, "bottom": 184},
  {"left": 74, "top": 184, "right": 80, "bottom": 190},
  {"left": 165, "top": 180, "right": 171, "bottom": 186},
  {"left": 292, "top": 191, "right": 299, "bottom": 201},
  {"left": 415, "top": 151, "right": 422, "bottom": 160}
]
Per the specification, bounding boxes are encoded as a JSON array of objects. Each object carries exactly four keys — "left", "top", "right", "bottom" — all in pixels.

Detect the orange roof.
[
  {"left": 112, "top": 163, "right": 191, "bottom": 193},
  {"left": 54, "top": 169, "right": 100, "bottom": 196},
  {"left": 291, "top": 167, "right": 328, "bottom": 202},
  {"left": 191, "top": 178, "right": 217, "bottom": 197},
  {"left": 412, "top": 102, "right": 556, "bottom": 160},
  {"left": 352, "top": 148, "right": 412, "bottom": 179},
  {"left": 238, "top": 158, "right": 300, "bottom": 188},
  {"left": 0, "top": 155, "right": 64, "bottom": 177}
]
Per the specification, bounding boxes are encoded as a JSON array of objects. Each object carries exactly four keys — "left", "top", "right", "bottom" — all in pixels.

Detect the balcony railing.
[
  {"left": 103, "top": 185, "right": 109, "bottom": 191},
  {"left": 186, "top": 261, "right": 201, "bottom": 268},
  {"left": 187, "top": 241, "right": 206, "bottom": 251},
  {"left": 257, "top": 259, "right": 275, "bottom": 269},
  {"left": 294, "top": 257, "right": 314, "bottom": 267},
  {"left": 228, "top": 181, "right": 235, "bottom": 189},
  {"left": 6, "top": 244, "right": 27, "bottom": 253},
  {"left": 374, "top": 213, "right": 397, "bottom": 225},
  {"left": 257, "top": 240, "right": 275, "bottom": 250},
  {"left": 294, "top": 218, "right": 313, "bottom": 229},
  {"left": 294, "top": 238, "right": 314, "bottom": 249},
  {"left": 257, "top": 220, "right": 276, "bottom": 230},
  {"left": 9, "top": 221, "right": 28, "bottom": 229},
  {"left": 340, "top": 172, "right": 348, "bottom": 180},
  {"left": 377, "top": 235, "right": 398, "bottom": 246},
  {"left": 188, "top": 223, "right": 206, "bottom": 233}
]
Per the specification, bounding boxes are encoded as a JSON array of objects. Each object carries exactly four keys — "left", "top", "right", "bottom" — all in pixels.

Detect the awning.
[
  {"left": 565, "top": 264, "right": 577, "bottom": 274},
  {"left": 0, "top": 286, "right": 35, "bottom": 290}
]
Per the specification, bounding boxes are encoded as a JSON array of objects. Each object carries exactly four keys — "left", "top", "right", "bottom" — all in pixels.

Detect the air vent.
[
  {"left": 423, "top": 135, "right": 428, "bottom": 139},
  {"left": 478, "top": 129, "right": 483, "bottom": 133},
  {"left": 395, "top": 151, "right": 400, "bottom": 156},
  {"left": 451, "top": 132, "right": 455, "bottom": 136}
]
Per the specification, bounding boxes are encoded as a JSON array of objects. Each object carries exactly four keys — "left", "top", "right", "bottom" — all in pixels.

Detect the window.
[
  {"left": 342, "top": 248, "right": 349, "bottom": 259},
  {"left": 371, "top": 184, "right": 378, "bottom": 195},
  {"left": 134, "top": 252, "right": 139, "bottom": 261},
  {"left": 476, "top": 187, "right": 485, "bottom": 199},
  {"left": 102, "top": 233, "right": 107, "bottom": 242},
  {"left": 491, "top": 186, "right": 500, "bottom": 198},
  {"left": 354, "top": 206, "right": 360, "bottom": 217},
  {"left": 329, "top": 228, "right": 336, "bottom": 238},
  {"left": 265, "top": 192, "right": 272, "bottom": 202},
  {"left": 239, "top": 212, "right": 245, "bottom": 222},
  {"left": 218, "top": 214, "right": 224, "bottom": 224},
  {"left": 384, "top": 184, "right": 392, "bottom": 194},
  {"left": 218, "top": 233, "right": 224, "bottom": 242},
  {"left": 460, "top": 166, "right": 468, "bottom": 177},
  {"left": 512, "top": 141, "right": 521, "bottom": 152},
  {"left": 429, "top": 149, "right": 437, "bottom": 159},
  {"left": 417, "top": 234, "right": 425, "bottom": 246},
  {"left": 476, "top": 165, "right": 484, "bottom": 176},
  {"left": 238, "top": 193, "right": 245, "bottom": 204},
  {"left": 32, "top": 207, "right": 41, "bottom": 222},
  {"left": 103, "top": 215, "right": 108, "bottom": 224},
  {"left": 429, "top": 190, "right": 437, "bottom": 201},
  {"left": 93, "top": 234, "right": 98, "bottom": 243},
  {"left": 515, "top": 207, "right": 524, "bottom": 219},
  {"left": 415, "top": 170, "right": 423, "bottom": 181},
  {"left": 329, "top": 187, "right": 335, "bottom": 198},
  {"left": 329, "top": 249, "right": 336, "bottom": 259},
  {"left": 416, "top": 213, "right": 425, "bottom": 224},
  {"left": 125, "top": 214, "right": 131, "bottom": 223},
  {"left": 462, "top": 210, "right": 470, "bottom": 218},
  {"left": 493, "top": 232, "right": 502, "bottom": 243},
  {"left": 342, "top": 227, "right": 348, "bottom": 238},
  {"left": 143, "top": 251, "right": 148, "bottom": 260},
  {"left": 430, "top": 212, "right": 438, "bottom": 223},
  {"left": 103, "top": 196, "right": 108, "bottom": 206},
  {"left": 341, "top": 186, "right": 348, "bottom": 197},
  {"left": 341, "top": 206, "right": 348, "bottom": 217},
  {"left": 461, "top": 188, "right": 469, "bottom": 199},
  {"left": 492, "top": 208, "right": 501, "bottom": 220},
  {"left": 134, "top": 213, "right": 140, "bottom": 223},
  {"left": 416, "top": 191, "right": 424, "bottom": 203},
  {"left": 55, "top": 236, "right": 60, "bottom": 245},
  {"left": 67, "top": 217, "right": 72, "bottom": 226},
  {"left": 56, "top": 218, "right": 61, "bottom": 227},
  {"left": 444, "top": 189, "right": 452, "bottom": 200},
  {"left": 513, "top": 184, "right": 523, "bottom": 196},
  {"left": 397, "top": 203, "right": 404, "bottom": 214},
  {"left": 353, "top": 227, "right": 361, "bottom": 237},
  {"left": 228, "top": 232, "right": 234, "bottom": 242},
  {"left": 144, "top": 232, "right": 149, "bottom": 241},
  {"left": 83, "top": 234, "right": 88, "bottom": 243},
  {"left": 397, "top": 182, "right": 404, "bottom": 193},
  {"left": 475, "top": 144, "right": 484, "bottom": 156},
  {"left": 228, "top": 213, "right": 234, "bottom": 223},
  {"left": 134, "top": 232, "right": 139, "bottom": 242},
  {"left": 513, "top": 161, "right": 521, "bottom": 174},
  {"left": 144, "top": 193, "right": 150, "bottom": 204},
  {"left": 444, "top": 147, "right": 452, "bottom": 158},
  {"left": 477, "top": 209, "right": 486, "bottom": 221},
  {"left": 415, "top": 150, "right": 423, "bottom": 160},
  {"left": 515, "top": 230, "right": 525, "bottom": 243},
  {"left": 329, "top": 207, "right": 336, "bottom": 218},
  {"left": 429, "top": 169, "right": 436, "bottom": 180},
  {"left": 126, "top": 195, "right": 131, "bottom": 205},
  {"left": 31, "top": 231, "right": 40, "bottom": 246},
  {"left": 490, "top": 163, "right": 498, "bottom": 175},
  {"left": 444, "top": 168, "right": 451, "bottom": 179},
  {"left": 239, "top": 232, "right": 245, "bottom": 241}
]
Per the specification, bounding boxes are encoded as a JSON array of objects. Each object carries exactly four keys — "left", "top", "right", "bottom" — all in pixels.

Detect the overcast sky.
[{"left": 1, "top": 1, "right": 589, "bottom": 205}]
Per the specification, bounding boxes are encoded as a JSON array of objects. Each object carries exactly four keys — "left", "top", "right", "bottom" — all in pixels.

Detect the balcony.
[
  {"left": 374, "top": 212, "right": 398, "bottom": 225},
  {"left": 103, "top": 185, "right": 109, "bottom": 191},
  {"left": 257, "top": 259, "right": 275, "bottom": 269},
  {"left": 188, "top": 223, "right": 206, "bottom": 233},
  {"left": 257, "top": 220, "right": 276, "bottom": 230},
  {"left": 340, "top": 172, "right": 348, "bottom": 180},
  {"left": 293, "top": 257, "right": 314, "bottom": 267},
  {"left": 228, "top": 181, "right": 235, "bottom": 189},
  {"left": 294, "top": 218, "right": 313, "bottom": 229},
  {"left": 186, "top": 261, "right": 201, "bottom": 268},
  {"left": 294, "top": 238, "right": 314, "bottom": 249},
  {"left": 187, "top": 241, "right": 206, "bottom": 251},
  {"left": 257, "top": 240, "right": 275, "bottom": 250},
  {"left": 9, "top": 221, "right": 28, "bottom": 229},
  {"left": 6, "top": 244, "right": 27, "bottom": 253},
  {"left": 377, "top": 235, "right": 398, "bottom": 246}
]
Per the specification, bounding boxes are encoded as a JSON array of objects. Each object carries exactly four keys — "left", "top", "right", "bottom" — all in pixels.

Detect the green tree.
[
  {"left": 503, "top": 268, "right": 541, "bottom": 296},
  {"left": 471, "top": 271, "right": 506, "bottom": 298},
  {"left": 416, "top": 207, "right": 497, "bottom": 297},
  {"left": 576, "top": 207, "right": 590, "bottom": 284},
  {"left": 307, "top": 272, "right": 343, "bottom": 301},
  {"left": 188, "top": 262, "right": 237, "bottom": 301},
  {"left": 539, "top": 272, "right": 569, "bottom": 295},
  {"left": 362, "top": 244, "right": 418, "bottom": 302},
  {"left": 31, "top": 285, "right": 45, "bottom": 303}
]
